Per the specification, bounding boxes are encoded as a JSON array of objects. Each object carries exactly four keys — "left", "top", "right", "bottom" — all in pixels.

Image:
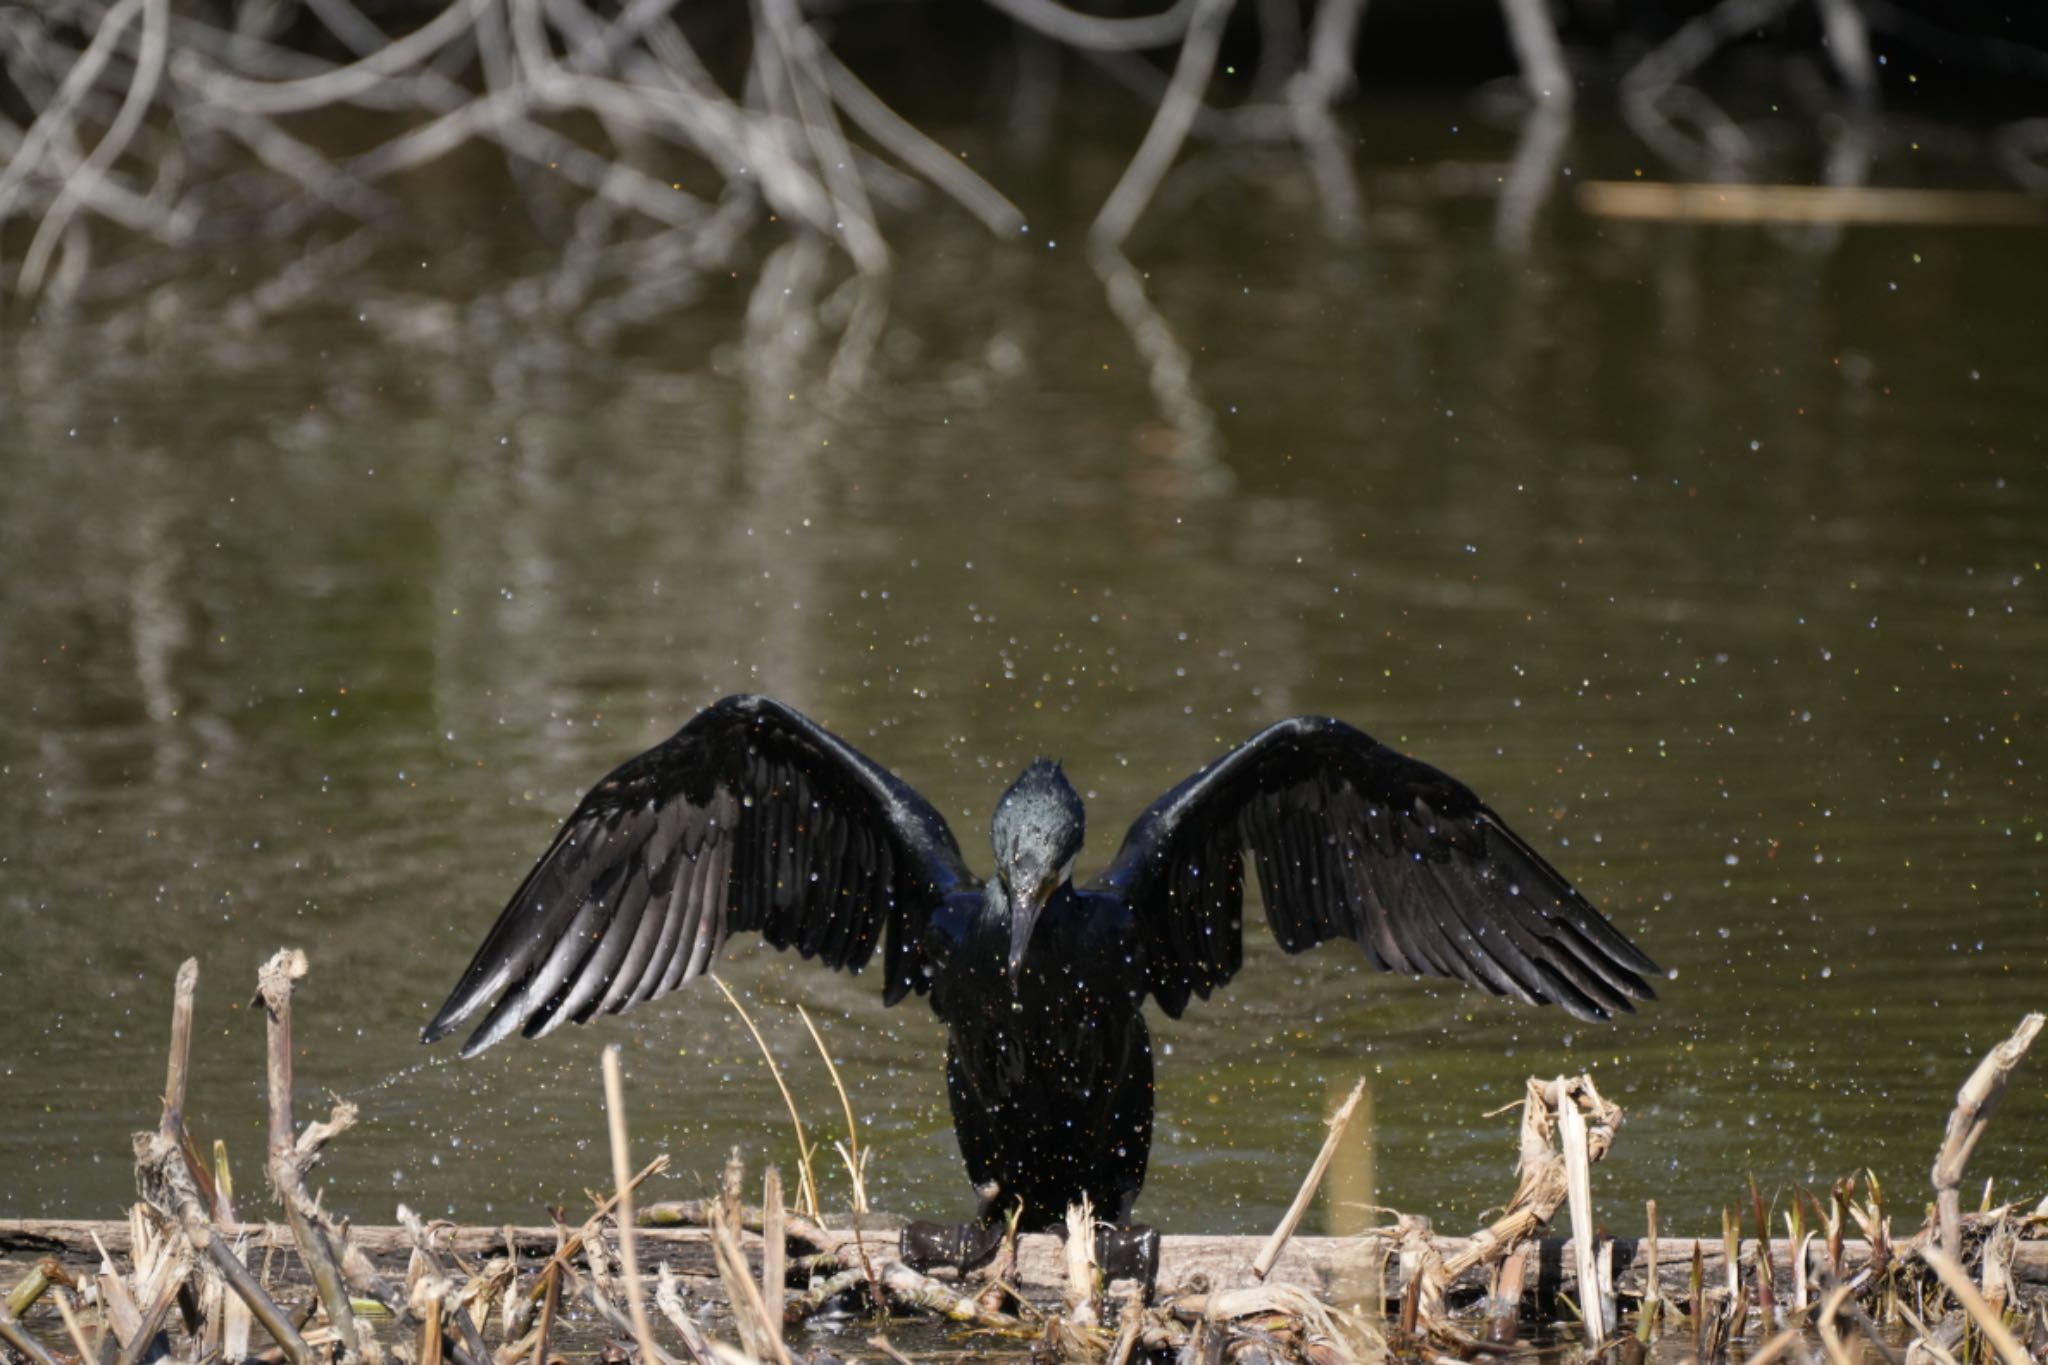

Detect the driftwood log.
[{"left": 9, "top": 1218, "right": 2045, "bottom": 1307}]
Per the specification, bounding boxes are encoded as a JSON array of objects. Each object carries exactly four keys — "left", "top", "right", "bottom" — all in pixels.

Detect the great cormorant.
[{"left": 425, "top": 694, "right": 1657, "bottom": 1261}]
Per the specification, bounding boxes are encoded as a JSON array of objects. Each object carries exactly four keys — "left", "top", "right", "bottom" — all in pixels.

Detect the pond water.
[{"left": 3, "top": 98, "right": 2044, "bottom": 1251}]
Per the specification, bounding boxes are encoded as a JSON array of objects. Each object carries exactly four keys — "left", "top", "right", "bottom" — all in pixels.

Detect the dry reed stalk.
[
  {"left": 653, "top": 1263, "right": 719, "bottom": 1363},
  {"left": 527, "top": 1262, "right": 559, "bottom": 1365},
  {"left": 1982, "top": 1214, "right": 2017, "bottom": 1314},
  {"left": 114, "top": 1247, "right": 188, "bottom": 1365},
  {"left": 1744, "top": 1325, "right": 1816, "bottom": 1365},
  {"left": 600, "top": 1045, "right": 661, "bottom": 1365},
  {"left": 160, "top": 959, "right": 198, "bottom": 1142},
  {"left": 1251, "top": 1076, "right": 1366, "bottom": 1281},
  {"left": 256, "top": 948, "right": 359, "bottom": 1360},
  {"left": 1063, "top": 1195, "right": 1101, "bottom": 1328},
  {"left": 1642, "top": 1199, "right": 1661, "bottom": 1328},
  {"left": 1896, "top": 1301, "right": 1965, "bottom": 1365},
  {"left": 875, "top": 1261, "right": 1025, "bottom": 1329},
  {"left": 416, "top": 1280, "right": 443, "bottom": 1365},
  {"left": 709, "top": 975, "right": 819, "bottom": 1218},
  {"left": 50, "top": 1287, "right": 98, "bottom": 1365},
  {"left": 395, "top": 1209, "right": 490, "bottom": 1365},
  {"left": 563, "top": 1260, "right": 688, "bottom": 1363},
  {"left": 1557, "top": 1076, "right": 1604, "bottom": 1343},
  {"left": 1815, "top": 1284, "right": 1856, "bottom": 1365},
  {"left": 105, "top": 1220, "right": 146, "bottom": 1316},
  {"left": 865, "top": 1335, "right": 916, "bottom": 1365},
  {"left": 132, "top": 1129, "right": 310, "bottom": 1364},
  {"left": 1688, "top": 1242, "right": 1705, "bottom": 1358},
  {"left": 759, "top": 1167, "right": 785, "bottom": 1357},
  {"left": 1440, "top": 1075, "right": 1621, "bottom": 1285},
  {"left": 1933, "top": 1014, "right": 2044, "bottom": 1259},
  {"left": 781, "top": 1266, "right": 866, "bottom": 1320},
  {"left": 794, "top": 1003, "right": 866, "bottom": 1214},
  {"left": 707, "top": 1158, "right": 786, "bottom": 1365},
  {"left": 1920, "top": 1246, "right": 2030, "bottom": 1365},
  {"left": 1106, "top": 1283, "right": 1146, "bottom": 1365},
  {"left": 520, "top": 1155, "right": 669, "bottom": 1304},
  {"left": 1484, "top": 1243, "right": 1526, "bottom": 1344},
  {"left": 0, "top": 1300, "right": 62, "bottom": 1365}
]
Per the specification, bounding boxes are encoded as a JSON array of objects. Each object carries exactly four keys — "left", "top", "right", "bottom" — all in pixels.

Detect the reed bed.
[{"left": 2, "top": 952, "right": 2045, "bottom": 1364}]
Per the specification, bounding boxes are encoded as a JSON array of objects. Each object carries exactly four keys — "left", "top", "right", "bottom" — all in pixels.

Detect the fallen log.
[{"left": 9, "top": 1218, "right": 2045, "bottom": 1307}]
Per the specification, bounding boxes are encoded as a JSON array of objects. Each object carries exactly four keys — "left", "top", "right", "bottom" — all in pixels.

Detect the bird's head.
[{"left": 991, "top": 758, "right": 1084, "bottom": 980}]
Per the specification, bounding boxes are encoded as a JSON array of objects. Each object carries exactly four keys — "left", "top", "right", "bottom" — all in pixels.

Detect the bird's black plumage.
[{"left": 427, "top": 694, "right": 1658, "bottom": 1233}]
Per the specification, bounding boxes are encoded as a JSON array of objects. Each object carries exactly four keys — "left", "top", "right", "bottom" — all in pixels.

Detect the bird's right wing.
[
  {"left": 1089, "top": 717, "right": 1658, "bottom": 1021},
  {"left": 424, "top": 695, "right": 978, "bottom": 1056}
]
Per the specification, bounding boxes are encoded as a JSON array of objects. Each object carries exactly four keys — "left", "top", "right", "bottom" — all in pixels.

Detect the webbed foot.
[
  {"left": 900, "top": 1218, "right": 1005, "bottom": 1272},
  {"left": 1093, "top": 1222, "right": 1161, "bottom": 1289}
]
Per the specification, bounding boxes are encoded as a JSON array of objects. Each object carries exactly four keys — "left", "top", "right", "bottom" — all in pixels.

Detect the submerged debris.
[{"left": 1, "top": 957, "right": 2044, "bottom": 1365}]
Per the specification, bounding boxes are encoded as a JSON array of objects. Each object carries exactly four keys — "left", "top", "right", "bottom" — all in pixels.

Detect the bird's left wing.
[
  {"left": 424, "top": 694, "right": 977, "bottom": 1057},
  {"left": 1088, "top": 717, "right": 1658, "bottom": 1021}
]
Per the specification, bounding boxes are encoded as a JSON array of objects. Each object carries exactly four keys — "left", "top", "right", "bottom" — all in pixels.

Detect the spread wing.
[
  {"left": 424, "top": 694, "right": 978, "bottom": 1056},
  {"left": 1089, "top": 716, "right": 1658, "bottom": 1021}
]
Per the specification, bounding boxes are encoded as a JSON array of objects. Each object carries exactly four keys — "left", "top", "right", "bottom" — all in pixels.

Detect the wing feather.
[
  {"left": 1090, "top": 716, "right": 1658, "bottom": 1022},
  {"left": 425, "top": 695, "right": 978, "bottom": 1057}
]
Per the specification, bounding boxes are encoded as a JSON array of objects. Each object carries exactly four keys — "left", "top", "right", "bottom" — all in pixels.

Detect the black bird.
[{"left": 425, "top": 694, "right": 1657, "bottom": 1261}]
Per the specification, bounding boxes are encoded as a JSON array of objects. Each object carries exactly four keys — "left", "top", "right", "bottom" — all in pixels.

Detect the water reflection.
[{"left": 2, "top": 106, "right": 2044, "bottom": 1245}]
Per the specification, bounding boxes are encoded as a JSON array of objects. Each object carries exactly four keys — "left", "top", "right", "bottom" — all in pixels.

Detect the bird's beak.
[{"left": 1005, "top": 873, "right": 1054, "bottom": 983}]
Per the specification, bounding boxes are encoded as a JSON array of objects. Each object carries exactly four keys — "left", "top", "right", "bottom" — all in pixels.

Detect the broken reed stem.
[
  {"left": 255, "top": 950, "right": 305, "bottom": 1171},
  {"left": 114, "top": 1265, "right": 182, "bottom": 1365},
  {"left": 161, "top": 958, "right": 198, "bottom": 1141},
  {"left": 1063, "top": 1195, "right": 1100, "bottom": 1328},
  {"left": 875, "top": 1261, "right": 1024, "bottom": 1329},
  {"left": 1897, "top": 1302, "right": 1963, "bottom": 1365},
  {"left": 528, "top": 1262, "right": 559, "bottom": 1365},
  {"left": 1557, "top": 1077, "right": 1605, "bottom": 1344},
  {"left": 50, "top": 1288, "right": 97, "bottom": 1365},
  {"left": 601, "top": 1045, "right": 661, "bottom": 1365},
  {"left": 709, "top": 1154, "right": 787, "bottom": 1365},
  {"left": 1643, "top": 1199, "right": 1661, "bottom": 1323},
  {"left": 1107, "top": 1283, "right": 1146, "bottom": 1365},
  {"left": 522, "top": 1155, "right": 669, "bottom": 1304},
  {"left": 794, "top": 1003, "right": 866, "bottom": 1213},
  {"left": 760, "top": 1168, "right": 786, "bottom": 1357},
  {"left": 417, "top": 1281, "right": 444, "bottom": 1365},
  {"left": 5, "top": 1261, "right": 58, "bottom": 1319},
  {"left": 1251, "top": 1075, "right": 1366, "bottom": 1280},
  {"left": 135, "top": 1131, "right": 311, "bottom": 1364},
  {"left": 1933, "top": 1013, "right": 2043, "bottom": 1258},
  {"left": 710, "top": 975, "right": 820, "bottom": 1219},
  {"left": 865, "top": 1336, "right": 917, "bottom": 1365},
  {"left": 396, "top": 1208, "right": 490, "bottom": 1365},
  {"left": 1921, "top": 1246, "right": 2030, "bottom": 1365},
  {"left": 257, "top": 947, "right": 358, "bottom": 1359},
  {"left": 1744, "top": 1325, "right": 1815, "bottom": 1365},
  {"left": 1816, "top": 1284, "right": 1855, "bottom": 1363},
  {"left": 0, "top": 1301, "right": 62, "bottom": 1365},
  {"left": 654, "top": 1263, "right": 719, "bottom": 1363}
]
